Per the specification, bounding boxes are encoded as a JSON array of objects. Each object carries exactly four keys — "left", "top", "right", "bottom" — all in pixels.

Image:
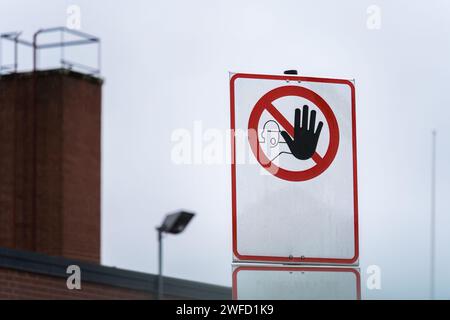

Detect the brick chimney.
[{"left": 0, "top": 69, "right": 101, "bottom": 263}]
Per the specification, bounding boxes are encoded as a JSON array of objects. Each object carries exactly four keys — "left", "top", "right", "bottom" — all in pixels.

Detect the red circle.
[{"left": 248, "top": 85, "right": 339, "bottom": 181}]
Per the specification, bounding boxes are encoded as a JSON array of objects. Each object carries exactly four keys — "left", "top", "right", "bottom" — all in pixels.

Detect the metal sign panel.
[
  {"left": 232, "top": 265, "right": 361, "bottom": 300},
  {"left": 230, "top": 73, "right": 358, "bottom": 264}
]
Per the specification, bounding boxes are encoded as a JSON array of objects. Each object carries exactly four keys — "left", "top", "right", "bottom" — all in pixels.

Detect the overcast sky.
[{"left": 1, "top": 0, "right": 450, "bottom": 299}]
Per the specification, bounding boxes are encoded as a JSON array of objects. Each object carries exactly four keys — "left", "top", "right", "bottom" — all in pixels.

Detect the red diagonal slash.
[{"left": 266, "top": 103, "right": 323, "bottom": 164}]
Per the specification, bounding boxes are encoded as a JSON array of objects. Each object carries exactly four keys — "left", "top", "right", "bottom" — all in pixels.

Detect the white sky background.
[{"left": 1, "top": 0, "right": 450, "bottom": 299}]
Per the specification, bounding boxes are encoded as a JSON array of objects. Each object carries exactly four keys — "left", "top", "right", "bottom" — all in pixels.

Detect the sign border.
[
  {"left": 230, "top": 72, "right": 359, "bottom": 265},
  {"left": 232, "top": 265, "right": 361, "bottom": 300}
]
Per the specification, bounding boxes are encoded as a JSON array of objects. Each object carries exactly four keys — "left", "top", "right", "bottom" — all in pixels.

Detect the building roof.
[{"left": 0, "top": 247, "right": 231, "bottom": 300}]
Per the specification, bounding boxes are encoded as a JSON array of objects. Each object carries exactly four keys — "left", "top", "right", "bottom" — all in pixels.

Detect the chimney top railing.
[{"left": 0, "top": 26, "right": 100, "bottom": 76}]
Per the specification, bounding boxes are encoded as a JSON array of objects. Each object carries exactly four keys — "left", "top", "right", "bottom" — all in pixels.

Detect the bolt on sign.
[{"left": 229, "top": 72, "right": 359, "bottom": 265}]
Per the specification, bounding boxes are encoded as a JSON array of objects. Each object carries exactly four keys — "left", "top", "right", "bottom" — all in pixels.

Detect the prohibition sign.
[{"left": 248, "top": 85, "right": 340, "bottom": 182}]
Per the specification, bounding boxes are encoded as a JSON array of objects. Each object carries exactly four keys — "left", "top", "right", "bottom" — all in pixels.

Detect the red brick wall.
[
  {"left": 0, "top": 77, "right": 17, "bottom": 248},
  {"left": 0, "top": 267, "right": 151, "bottom": 300},
  {"left": 0, "top": 75, "right": 36, "bottom": 250},
  {"left": 61, "top": 75, "right": 101, "bottom": 263},
  {"left": 0, "top": 71, "right": 101, "bottom": 263},
  {"left": 34, "top": 73, "right": 64, "bottom": 257}
]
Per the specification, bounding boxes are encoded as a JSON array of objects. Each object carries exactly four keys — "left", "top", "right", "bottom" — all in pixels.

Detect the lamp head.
[{"left": 158, "top": 211, "right": 195, "bottom": 234}]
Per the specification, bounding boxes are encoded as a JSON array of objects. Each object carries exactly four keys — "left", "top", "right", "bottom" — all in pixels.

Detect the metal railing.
[{"left": 0, "top": 27, "right": 101, "bottom": 76}]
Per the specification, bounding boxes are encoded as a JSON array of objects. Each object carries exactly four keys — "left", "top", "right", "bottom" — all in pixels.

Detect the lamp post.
[
  {"left": 430, "top": 130, "right": 436, "bottom": 300},
  {"left": 157, "top": 226, "right": 163, "bottom": 300},
  {"left": 156, "top": 210, "right": 195, "bottom": 300}
]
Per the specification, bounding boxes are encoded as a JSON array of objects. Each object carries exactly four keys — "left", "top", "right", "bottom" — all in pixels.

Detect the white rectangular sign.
[
  {"left": 232, "top": 265, "right": 361, "bottom": 300},
  {"left": 230, "top": 72, "right": 358, "bottom": 264}
]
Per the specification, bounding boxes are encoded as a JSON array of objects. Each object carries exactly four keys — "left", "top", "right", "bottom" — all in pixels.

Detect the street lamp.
[{"left": 156, "top": 210, "right": 195, "bottom": 300}]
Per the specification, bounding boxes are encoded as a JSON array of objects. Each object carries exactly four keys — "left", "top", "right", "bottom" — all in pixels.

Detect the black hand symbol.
[{"left": 280, "top": 105, "right": 323, "bottom": 160}]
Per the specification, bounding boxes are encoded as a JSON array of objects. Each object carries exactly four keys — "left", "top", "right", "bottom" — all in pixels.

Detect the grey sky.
[{"left": 1, "top": 0, "right": 450, "bottom": 299}]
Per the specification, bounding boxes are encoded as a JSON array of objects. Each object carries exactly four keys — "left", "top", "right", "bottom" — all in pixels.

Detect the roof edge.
[
  {"left": 0, "top": 247, "right": 231, "bottom": 300},
  {"left": 0, "top": 68, "right": 104, "bottom": 85}
]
